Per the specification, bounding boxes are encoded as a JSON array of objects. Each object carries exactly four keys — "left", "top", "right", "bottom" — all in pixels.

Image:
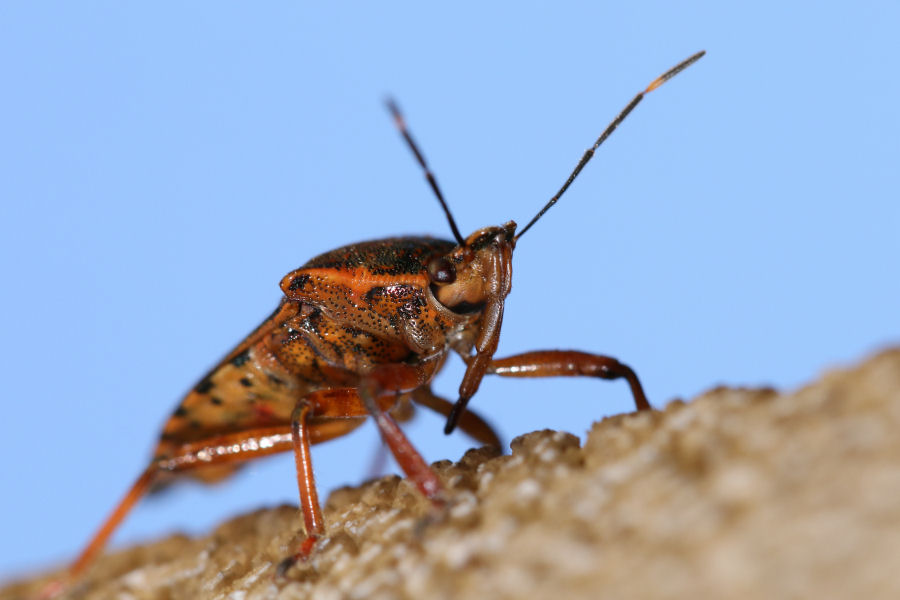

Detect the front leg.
[{"left": 445, "top": 350, "right": 650, "bottom": 434}]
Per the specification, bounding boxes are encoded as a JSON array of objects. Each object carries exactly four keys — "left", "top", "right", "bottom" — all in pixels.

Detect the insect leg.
[
  {"left": 355, "top": 369, "right": 446, "bottom": 503},
  {"left": 279, "top": 384, "right": 443, "bottom": 573},
  {"left": 412, "top": 387, "right": 501, "bottom": 448},
  {"left": 63, "top": 467, "right": 158, "bottom": 584},
  {"left": 38, "top": 469, "right": 158, "bottom": 599},
  {"left": 364, "top": 393, "right": 444, "bottom": 502},
  {"left": 282, "top": 388, "right": 382, "bottom": 562},
  {"left": 368, "top": 389, "right": 501, "bottom": 478},
  {"left": 288, "top": 401, "right": 323, "bottom": 561},
  {"left": 489, "top": 350, "right": 649, "bottom": 409},
  {"left": 59, "top": 426, "right": 295, "bottom": 590},
  {"left": 365, "top": 395, "right": 417, "bottom": 478},
  {"left": 445, "top": 350, "right": 650, "bottom": 435},
  {"left": 276, "top": 389, "right": 380, "bottom": 574}
]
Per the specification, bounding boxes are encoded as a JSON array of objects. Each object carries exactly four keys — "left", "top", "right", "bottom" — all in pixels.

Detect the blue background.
[{"left": 1, "top": 2, "right": 898, "bottom": 580}]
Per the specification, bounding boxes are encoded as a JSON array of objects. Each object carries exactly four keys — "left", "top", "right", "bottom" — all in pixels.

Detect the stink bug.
[{"left": 51, "top": 50, "right": 704, "bottom": 592}]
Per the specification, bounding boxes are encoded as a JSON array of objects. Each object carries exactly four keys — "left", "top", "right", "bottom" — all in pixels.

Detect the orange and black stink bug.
[{"left": 49, "top": 50, "right": 704, "bottom": 593}]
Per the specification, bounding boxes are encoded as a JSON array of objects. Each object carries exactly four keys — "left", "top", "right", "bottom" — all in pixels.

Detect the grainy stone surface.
[{"left": 4, "top": 348, "right": 900, "bottom": 599}]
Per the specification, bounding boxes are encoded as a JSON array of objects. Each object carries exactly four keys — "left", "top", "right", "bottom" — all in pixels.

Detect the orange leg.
[
  {"left": 357, "top": 363, "right": 449, "bottom": 502},
  {"left": 367, "top": 388, "right": 501, "bottom": 478},
  {"left": 279, "top": 388, "right": 379, "bottom": 569},
  {"left": 365, "top": 394, "right": 416, "bottom": 478},
  {"left": 65, "top": 389, "right": 370, "bottom": 584},
  {"left": 58, "top": 379, "right": 445, "bottom": 589},
  {"left": 355, "top": 377, "right": 444, "bottom": 502},
  {"left": 445, "top": 350, "right": 650, "bottom": 434},
  {"left": 63, "top": 468, "right": 156, "bottom": 585},
  {"left": 279, "top": 386, "right": 416, "bottom": 568},
  {"left": 277, "top": 383, "right": 444, "bottom": 574},
  {"left": 51, "top": 426, "right": 295, "bottom": 595},
  {"left": 288, "top": 402, "right": 324, "bottom": 561}
]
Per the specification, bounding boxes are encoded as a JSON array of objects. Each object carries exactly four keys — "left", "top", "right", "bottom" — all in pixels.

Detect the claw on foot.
[
  {"left": 275, "top": 534, "right": 319, "bottom": 579},
  {"left": 275, "top": 555, "right": 297, "bottom": 580}
]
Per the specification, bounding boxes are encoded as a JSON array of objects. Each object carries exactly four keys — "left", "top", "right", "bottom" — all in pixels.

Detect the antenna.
[
  {"left": 386, "top": 98, "right": 466, "bottom": 246},
  {"left": 515, "top": 50, "right": 706, "bottom": 241}
]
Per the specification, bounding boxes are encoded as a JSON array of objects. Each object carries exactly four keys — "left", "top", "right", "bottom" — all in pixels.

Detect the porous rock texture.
[{"left": 5, "top": 348, "right": 900, "bottom": 600}]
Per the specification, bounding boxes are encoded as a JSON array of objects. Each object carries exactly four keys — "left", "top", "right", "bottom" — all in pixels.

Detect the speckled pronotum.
[{"left": 44, "top": 50, "right": 704, "bottom": 596}]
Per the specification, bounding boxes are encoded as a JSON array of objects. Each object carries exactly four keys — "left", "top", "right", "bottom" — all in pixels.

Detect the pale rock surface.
[{"left": 4, "top": 348, "right": 900, "bottom": 599}]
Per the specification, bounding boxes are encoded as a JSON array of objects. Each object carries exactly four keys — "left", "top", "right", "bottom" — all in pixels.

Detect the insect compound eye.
[{"left": 427, "top": 257, "right": 457, "bottom": 285}]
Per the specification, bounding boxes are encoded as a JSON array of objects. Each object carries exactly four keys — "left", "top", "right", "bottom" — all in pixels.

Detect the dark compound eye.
[{"left": 427, "top": 257, "right": 456, "bottom": 285}]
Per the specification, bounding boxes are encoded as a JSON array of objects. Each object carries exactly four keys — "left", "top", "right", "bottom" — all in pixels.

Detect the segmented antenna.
[
  {"left": 386, "top": 99, "right": 466, "bottom": 246},
  {"left": 515, "top": 50, "right": 706, "bottom": 241}
]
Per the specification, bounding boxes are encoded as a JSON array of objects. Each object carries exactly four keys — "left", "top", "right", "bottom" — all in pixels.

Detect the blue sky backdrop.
[{"left": 1, "top": 2, "right": 898, "bottom": 580}]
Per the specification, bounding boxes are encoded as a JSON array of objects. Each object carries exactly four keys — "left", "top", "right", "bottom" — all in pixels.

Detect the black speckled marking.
[
  {"left": 344, "top": 325, "right": 365, "bottom": 337},
  {"left": 194, "top": 378, "right": 214, "bottom": 394},
  {"left": 239, "top": 377, "right": 253, "bottom": 388},
  {"left": 303, "top": 238, "right": 456, "bottom": 276},
  {"left": 210, "top": 396, "right": 224, "bottom": 405},
  {"left": 268, "top": 373, "right": 285, "bottom": 386},
  {"left": 189, "top": 420, "right": 202, "bottom": 429},
  {"left": 174, "top": 406, "right": 188, "bottom": 417},
  {"left": 231, "top": 349, "right": 251, "bottom": 367},
  {"left": 288, "top": 274, "right": 311, "bottom": 292}
]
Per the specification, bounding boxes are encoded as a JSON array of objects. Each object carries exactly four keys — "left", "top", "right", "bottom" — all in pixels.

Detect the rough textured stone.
[{"left": 4, "top": 348, "right": 900, "bottom": 599}]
